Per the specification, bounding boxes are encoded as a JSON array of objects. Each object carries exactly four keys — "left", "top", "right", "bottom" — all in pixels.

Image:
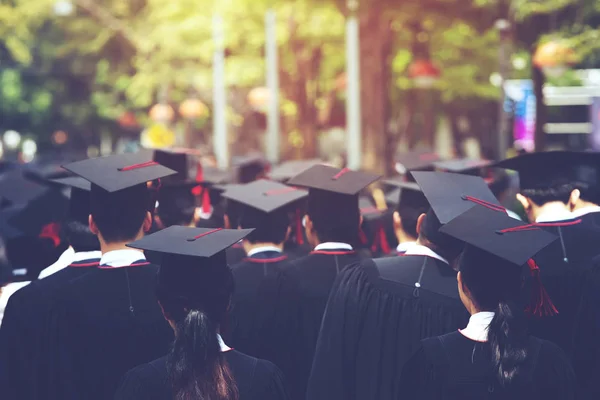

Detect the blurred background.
[{"left": 1, "top": 0, "right": 600, "bottom": 174}]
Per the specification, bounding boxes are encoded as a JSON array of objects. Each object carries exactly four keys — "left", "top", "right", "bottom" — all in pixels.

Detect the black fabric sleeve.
[
  {"left": 535, "top": 341, "right": 578, "bottom": 400},
  {"left": 253, "top": 359, "right": 291, "bottom": 400}
]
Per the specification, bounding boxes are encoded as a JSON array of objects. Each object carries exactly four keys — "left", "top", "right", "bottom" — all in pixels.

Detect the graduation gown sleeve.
[{"left": 251, "top": 359, "right": 291, "bottom": 400}]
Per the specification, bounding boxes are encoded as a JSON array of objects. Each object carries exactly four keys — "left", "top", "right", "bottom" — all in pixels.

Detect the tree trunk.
[
  {"left": 533, "top": 65, "right": 546, "bottom": 151},
  {"left": 359, "top": 10, "right": 393, "bottom": 173}
]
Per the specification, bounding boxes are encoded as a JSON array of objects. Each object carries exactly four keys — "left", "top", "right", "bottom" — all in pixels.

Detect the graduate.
[
  {"left": 399, "top": 205, "right": 576, "bottom": 400},
  {"left": 115, "top": 226, "right": 289, "bottom": 400},
  {"left": 306, "top": 171, "right": 502, "bottom": 400},
  {"left": 42, "top": 152, "right": 176, "bottom": 400},
  {"left": 281, "top": 165, "right": 379, "bottom": 399},
  {"left": 0, "top": 176, "right": 101, "bottom": 400},
  {"left": 383, "top": 180, "right": 429, "bottom": 254},
  {"left": 221, "top": 179, "right": 307, "bottom": 374}
]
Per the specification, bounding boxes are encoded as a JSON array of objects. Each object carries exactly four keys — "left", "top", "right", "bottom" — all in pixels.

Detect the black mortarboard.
[
  {"left": 440, "top": 205, "right": 557, "bottom": 266},
  {"left": 51, "top": 176, "right": 92, "bottom": 192},
  {"left": 433, "top": 158, "right": 492, "bottom": 176},
  {"left": 0, "top": 170, "right": 49, "bottom": 207},
  {"left": 127, "top": 226, "right": 253, "bottom": 263},
  {"left": 359, "top": 197, "right": 383, "bottom": 222},
  {"left": 232, "top": 154, "right": 270, "bottom": 184},
  {"left": 153, "top": 149, "right": 190, "bottom": 181},
  {"left": 394, "top": 150, "right": 440, "bottom": 175},
  {"left": 8, "top": 189, "right": 68, "bottom": 238},
  {"left": 63, "top": 152, "right": 177, "bottom": 193},
  {"left": 221, "top": 179, "right": 308, "bottom": 214},
  {"left": 287, "top": 165, "right": 380, "bottom": 196},
  {"left": 383, "top": 179, "right": 428, "bottom": 209},
  {"left": 269, "top": 159, "right": 325, "bottom": 182},
  {"left": 412, "top": 171, "right": 501, "bottom": 225},
  {"left": 198, "top": 166, "right": 233, "bottom": 186},
  {"left": 493, "top": 151, "right": 578, "bottom": 191},
  {"left": 51, "top": 176, "right": 92, "bottom": 224}
]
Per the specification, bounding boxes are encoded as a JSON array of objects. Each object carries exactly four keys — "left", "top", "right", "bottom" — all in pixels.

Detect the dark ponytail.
[
  {"left": 168, "top": 310, "right": 237, "bottom": 400},
  {"left": 459, "top": 248, "right": 529, "bottom": 388},
  {"left": 157, "top": 255, "right": 238, "bottom": 400}
]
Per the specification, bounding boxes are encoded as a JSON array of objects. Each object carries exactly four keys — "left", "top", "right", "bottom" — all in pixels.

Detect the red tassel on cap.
[
  {"left": 191, "top": 161, "right": 211, "bottom": 213},
  {"left": 39, "top": 222, "right": 61, "bottom": 247},
  {"left": 525, "top": 259, "right": 558, "bottom": 317},
  {"left": 118, "top": 161, "right": 159, "bottom": 171},
  {"left": 295, "top": 208, "right": 304, "bottom": 245},
  {"left": 358, "top": 228, "right": 368, "bottom": 244}
]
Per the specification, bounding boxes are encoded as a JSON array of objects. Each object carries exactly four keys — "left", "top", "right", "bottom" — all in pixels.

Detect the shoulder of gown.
[
  {"left": 226, "top": 350, "right": 290, "bottom": 400},
  {"left": 114, "top": 356, "right": 169, "bottom": 400}
]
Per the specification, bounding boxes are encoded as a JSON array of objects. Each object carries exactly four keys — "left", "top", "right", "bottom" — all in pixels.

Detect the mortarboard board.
[
  {"left": 433, "top": 158, "right": 493, "bottom": 176},
  {"left": 359, "top": 196, "right": 383, "bottom": 222},
  {"left": 394, "top": 150, "right": 440, "bottom": 175},
  {"left": 439, "top": 205, "right": 557, "bottom": 267},
  {"left": 269, "top": 159, "right": 325, "bottom": 182},
  {"left": 51, "top": 176, "right": 94, "bottom": 224},
  {"left": 0, "top": 170, "right": 49, "bottom": 208},
  {"left": 51, "top": 176, "right": 92, "bottom": 192},
  {"left": 411, "top": 171, "right": 501, "bottom": 225},
  {"left": 287, "top": 165, "right": 380, "bottom": 196},
  {"left": 153, "top": 149, "right": 191, "bottom": 181},
  {"left": 127, "top": 226, "right": 253, "bottom": 263},
  {"left": 63, "top": 152, "right": 177, "bottom": 193},
  {"left": 493, "top": 151, "right": 579, "bottom": 191},
  {"left": 221, "top": 179, "right": 308, "bottom": 214}
]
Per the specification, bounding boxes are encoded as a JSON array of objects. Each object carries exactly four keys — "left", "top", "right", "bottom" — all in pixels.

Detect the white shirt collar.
[
  {"left": 314, "top": 242, "right": 353, "bottom": 251},
  {"left": 459, "top": 311, "right": 495, "bottom": 342},
  {"left": 100, "top": 249, "right": 146, "bottom": 267},
  {"left": 247, "top": 246, "right": 282, "bottom": 257},
  {"left": 535, "top": 209, "right": 573, "bottom": 223},
  {"left": 198, "top": 206, "right": 214, "bottom": 221},
  {"left": 396, "top": 241, "right": 416, "bottom": 254},
  {"left": 217, "top": 334, "right": 231, "bottom": 352},
  {"left": 404, "top": 244, "right": 449, "bottom": 265},
  {"left": 0, "top": 281, "right": 31, "bottom": 327},
  {"left": 570, "top": 206, "right": 600, "bottom": 219},
  {"left": 71, "top": 250, "right": 102, "bottom": 263},
  {"left": 38, "top": 247, "right": 75, "bottom": 279}
]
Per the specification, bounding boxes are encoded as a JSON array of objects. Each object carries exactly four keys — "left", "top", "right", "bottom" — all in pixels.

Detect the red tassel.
[
  {"left": 118, "top": 161, "right": 159, "bottom": 171},
  {"left": 370, "top": 224, "right": 392, "bottom": 255},
  {"left": 39, "top": 222, "right": 61, "bottom": 247},
  {"left": 525, "top": 259, "right": 558, "bottom": 317},
  {"left": 191, "top": 161, "right": 203, "bottom": 197},
  {"left": 359, "top": 228, "right": 368, "bottom": 244},
  {"left": 295, "top": 208, "right": 304, "bottom": 245},
  {"left": 201, "top": 190, "right": 211, "bottom": 214}
]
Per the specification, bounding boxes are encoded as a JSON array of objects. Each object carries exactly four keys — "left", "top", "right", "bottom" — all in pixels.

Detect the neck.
[
  {"left": 243, "top": 241, "right": 284, "bottom": 254},
  {"left": 532, "top": 201, "right": 569, "bottom": 222},
  {"left": 396, "top": 229, "right": 417, "bottom": 246},
  {"left": 99, "top": 229, "right": 145, "bottom": 255}
]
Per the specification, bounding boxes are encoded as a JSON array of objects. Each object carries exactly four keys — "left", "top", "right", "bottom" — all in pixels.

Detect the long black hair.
[
  {"left": 156, "top": 254, "right": 238, "bottom": 400},
  {"left": 459, "top": 247, "right": 528, "bottom": 387}
]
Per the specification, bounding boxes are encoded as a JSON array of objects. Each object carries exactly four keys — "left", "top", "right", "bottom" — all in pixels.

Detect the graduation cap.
[
  {"left": 0, "top": 170, "right": 49, "bottom": 208},
  {"left": 411, "top": 171, "right": 501, "bottom": 225},
  {"left": 433, "top": 158, "right": 493, "bottom": 176},
  {"left": 153, "top": 149, "right": 190, "bottom": 181},
  {"left": 63, "top": 152, "right": 177, "bottom": 193},
  {"left": 394, "top": 150, "right": 440, "bottom": 175},
  {"left": 51, "top": 176, "right": 93, "bottom": 224},
  {"left": 221, "top": 179, "right": 308, "bottom": 214},
  {"left": 493, "top": 151, "right": 578, "bottom": 191},
  {"left": 268, "top": 159, "right": 325, "bottom": 182},
  {"left": 439, "top": 204, "right": 559, "bottom": 316},
  {"left": 359, "top": 197, "right": 383, "bottom": 222},
  {"left": 383, "top": 179, "right": 428, "bottom": 209},
  {"left": 232, "top": 154, "right": 270, "bottom": 184},
  {"left": 127, "top": 226, "right": 253, "bottom": 264}
]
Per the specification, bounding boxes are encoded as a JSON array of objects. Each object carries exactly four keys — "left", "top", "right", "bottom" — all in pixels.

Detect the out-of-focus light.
[
  {"left": 21, "top": 139, "right": 37, "bottom": 162},
  {"left": 490, "top": 72, "right": 503, "bottom": 87},
  {"left": 0, "top": 141, "right": 4, "bottom": 159},
  {"left": 4, "top": 130, "right": 22, "bottom": 150},
  {"left": 248, "top": 87, "right": 270, "bottom": 112},
  {"left": 512, "top": 56, "right": 527, "bottom": 71},
  {"left": 52, "top": 130, "right": 68, "bottom": 145},
  {"left": 87, "top": 146, "right": 100, "bottom": 158},
  {"left": 53, "top": 0, "right": 74, "bottom": 16}
]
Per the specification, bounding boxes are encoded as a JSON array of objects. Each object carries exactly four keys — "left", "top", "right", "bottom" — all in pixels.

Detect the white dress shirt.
[
  {"left": 396, "top": 241, "right": 417, "bottom": 254},
  {"left": 404, "top": 244, "right": 449, "bottom": 265},
  {"left": 39, "top": 249, "right": 102, "bottom": 279},
  {"left": 38, "top": 247, "right": 75, "bottom": 279},
  {"left": 536, "top": 209, "right": 574, "bottom": 223},
  {"left": 570, "top": 206, "right": 600, "bottom": 219},
  {"left": 314, "top": 242, "right": 353, "bottom": 251},
  {"left": 247, "top": 246, "right": 283, "bottom": 257},
  {"left": 100, "top": 249, "right": 146, "bottom": 267},
  {"left": 459, "top": 311, "right": 495, "bottom": 342},
  {"left": 0, "top": 281, "right": 30, "bottom": 326},
  {"left": 218, "top": 334, "right": 231, "bottom": 352}
]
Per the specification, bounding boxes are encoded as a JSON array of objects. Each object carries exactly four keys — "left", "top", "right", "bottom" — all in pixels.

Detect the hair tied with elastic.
[{"left": 525, "top": 258, "right": 558, "bottom": 317}]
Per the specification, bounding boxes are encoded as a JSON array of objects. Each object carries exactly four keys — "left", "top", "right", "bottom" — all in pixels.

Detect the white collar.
[
  {"left": 535, "top": 209, "right": 573, "bottom": 223},
  {"left": 247, "top": 246, "right": 282, "bottom": 257},
  {"left": 396, "top": 241, "right": 417, "bottom": 254},
  {"left": 314, "top": 242, "right": 353, "bottom": 251},
  {"left": 404, "top": 244, "right": 449, "bottom": 265},
  {"left": 0, "top": 281, "right": 31, "bottom": 327},
  {"left": 100, "top": 249, "right": 146, "bottom": 267},
  {"left": 459, "top": 311, "right": 495, "bottom": 342},
  {"left": 217, "top": 334, "right": 231, "bottom": 352},
  {"left": 38, "top": 247, "right": 75, "bottom": 279},
  {"left": 198, "top": 206, "right": 214, "bottom": 220},
  {"left": 506, "top": 209, "right": 523, "bottom": 221},
  {"left": 570, "top": 206, "right": 600, "bottom": 219},
  {"left": 71, "top": 250, "right": 102, "bottom": 263}
]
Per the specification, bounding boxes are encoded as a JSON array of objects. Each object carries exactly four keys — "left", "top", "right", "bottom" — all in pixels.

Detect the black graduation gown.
[
  {"left": 114, "top": 349, "right": 290, "bottom": 400},
  {"left": 0, "top": 257, "right": 100, "bottom": 400},
  {"left": 229, "top": 251, "right": 291, "bottom": 360},
  {"left": 281, "top": 248, "right": 363, "bottom": 399},
  {"left": 306, "top": 255, "right": 469, "bottom": 400},
  {"left": 227, "top": 243, "right": 247, "bottom": 265},
  {"left": 529, "top": 211, "right": 600, "bottom": 396},
  {"left": 46, "top": 261, "right": 174, "bottom": 400},
  {"left": 398, "top": 332, "right": 576, "bottom": 400}
]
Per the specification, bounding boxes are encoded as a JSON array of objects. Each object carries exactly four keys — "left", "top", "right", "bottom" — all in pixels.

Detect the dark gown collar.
[{"left": 244, "top": 251, "right": 288, "bottom": 263}]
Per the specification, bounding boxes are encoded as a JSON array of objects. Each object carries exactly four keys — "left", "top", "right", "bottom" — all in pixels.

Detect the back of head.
[
  {"left": 90, "top": 183, "right": 150, "bottom": 244},
  {"left": 238, "top": 208, "right": 289, "bottom": 245},
  {"left": 157, "top": 186, "right": 196, "bottom": 228},
  {"left": 64, "top": 188, "right": 99, "bottom": 252},
  {"left": 5, "top": 235, "right": 68, "bottom": 280},
  {"left": 520, "top": 183, "right": 574, "bottom": 207},
  {"left": 307, "top": 190, "right": 360, "bottom": 244},
  {"left": 418, "top": 210, "right": 464, "bottom": 261},
  {"left": 459, "top": 246, "right": 528, "bottom": 388},
  {"left": 157, "top": 254, "right": 238, "bottom": 400}
]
